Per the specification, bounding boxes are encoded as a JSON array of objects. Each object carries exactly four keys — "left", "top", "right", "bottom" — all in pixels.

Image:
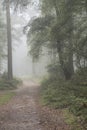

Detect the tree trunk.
[
  {"left": 32, "top": 58, "right": 36, "bottom": 76},
  {"left": 66, "top": 0, "right": 74, "bottom": 79},
  {"left": 54, "top": 0, "right": 74, "bottom": 80},
  {"left": 6, "top": 0, "right": 13, "bottom": 80},
  {"left": 85, "top": 0, "right": 87, "bottom": 13},
  {"left": 67, "top": 40, "right": 74, "bottom": 79},
  {"left": 56, "top": 42, "right": 71, "bottom": 80}
]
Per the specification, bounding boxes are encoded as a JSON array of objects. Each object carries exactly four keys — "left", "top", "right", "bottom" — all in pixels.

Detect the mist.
[
  {"left": 0, "top": 1, "right": 87, "bottom": 130},
  {"left": 11, "top": 8, "right": 48, "bottom": 78}
]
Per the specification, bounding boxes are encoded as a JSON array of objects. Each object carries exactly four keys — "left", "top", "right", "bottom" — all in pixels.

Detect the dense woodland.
[
  {"left": 0, "top": 0, "right": 87, "bottom": 130},
  {"left": 26, "top": 1, "right": 87, "bottom": 129}
]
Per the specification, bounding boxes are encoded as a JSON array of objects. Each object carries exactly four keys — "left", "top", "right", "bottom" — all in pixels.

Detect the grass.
[{"left": 0, "top": 92, "right": 15, "bottom": 105}]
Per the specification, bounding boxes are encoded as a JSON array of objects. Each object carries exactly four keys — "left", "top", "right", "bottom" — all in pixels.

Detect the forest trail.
[
  {"left": 0, "top": 80, "right": 44, "bottom": 130},
  {"left": 0, "top": 80, "right": 70, "bottom": 130}
]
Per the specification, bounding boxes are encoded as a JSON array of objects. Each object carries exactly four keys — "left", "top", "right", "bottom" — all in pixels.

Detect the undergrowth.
[
  {"left": 0, "top": 73, "right": 22, "bottom": 90},
  {"left": 40, "top": 67, "right": 87, "bottom": 130}
]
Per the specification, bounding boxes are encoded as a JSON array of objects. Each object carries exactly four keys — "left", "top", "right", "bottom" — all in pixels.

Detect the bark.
[
  {"left": 56, "top": 41, "right": 73, "bottom": 80},
  {"left": 54, "top": 0, "right": 74, "bottom": 80},
  {"left": 67, "top": 39, "right": 74, "bottom": 79},
  {"left": 66, "top": 0, "right": 74, "bottom": 78},
  {"left": 32, "top": 58, "right": 36, "bottom": 76},
  {"left": 6, "top": 0, "right": 13, "bottom": 80},
  {"left": 85, "top": 0, "right": 87, "bottom": 13}
]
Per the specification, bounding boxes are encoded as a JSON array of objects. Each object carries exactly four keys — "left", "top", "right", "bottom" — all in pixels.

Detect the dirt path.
[
  {"left": 0, "top": 80, "right": 70, "bottom": 130},
  {"left": 0, "top": 80, "right": 43, "bottom": 130}
]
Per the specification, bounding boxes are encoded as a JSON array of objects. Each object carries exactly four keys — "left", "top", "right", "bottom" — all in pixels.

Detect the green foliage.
[
  {"left": 63, "top": 109, "right": 77, "bottom": 125},
  {"left": 41, "top": 78, "right": 73, "bottom": 108},
  {"left": 63, "top": 109, "right": 84, "bottom": 130},
  {"left": 47, "top": 63, "right": 65, "bottom": 80},
  {"left": 26, "top": 15, "right": 54, "bottom": 59},
  {"left": 40, "top": 67, "right": 87, "bottom": 129},
  {"left": 0, "top": 72, "right": 22, "bottom": 90},
  {"left": 72, "top": 67, "right": 87, "bottom": 86},
  {"left": 23, "top": 0, "right": 87, "bottom": 129},
  {"left": 26, "top": 0, "right": 87, "bottom": 80},
  {"left": 70, "top": 98, "right": 87, "bottom": 126}
]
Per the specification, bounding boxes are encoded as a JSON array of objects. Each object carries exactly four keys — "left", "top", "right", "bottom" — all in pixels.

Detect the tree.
[
  {"left": 73, "top": 0, "right": 87, "bottom": 68},
  {"left": 0, "top": 2, "right": 7, "bottom": 74},
  {"left": 4, "top": 0, "right": 87, "bottom": 80},
  {"left": 26, "top": 0, "right": 74, "bottom": 80},
  {"left": 26, "top": 0, "right": 87, "bottom": 80},
  {"left": 6, "top": 0, "right": 13, "bottom": 80},
  {"left": 3, "top": 0, "right": 32, "bottom": 80}
]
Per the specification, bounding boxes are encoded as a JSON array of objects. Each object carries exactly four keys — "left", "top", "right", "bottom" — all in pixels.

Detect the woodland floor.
[{"left": 0, "top": 80, "right": 70, "bottom": 130}]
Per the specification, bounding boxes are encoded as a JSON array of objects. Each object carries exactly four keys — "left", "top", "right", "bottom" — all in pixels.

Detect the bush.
[
  {"left": 40, "top": 78, "right": 73, "bottom": 108},
  {"left": 40, "top": 74, "right": 87, "bottom": 129},
  {"left": 72, "top": 67, "right": 87, "bottom": 86},
  {"left": 69, "top": 98, "right": 87, "bottom": 129},
  {"left": 0, "top": 72, "right": 22, "bottom": 90}
]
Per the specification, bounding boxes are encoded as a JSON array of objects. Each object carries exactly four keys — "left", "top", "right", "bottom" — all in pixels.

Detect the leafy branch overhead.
[{"left": 26, "top": 0, "right": 87, "bottom": 80}]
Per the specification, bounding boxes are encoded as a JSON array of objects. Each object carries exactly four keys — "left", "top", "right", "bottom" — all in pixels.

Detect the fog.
[{"left": 11, "top": 7, "right": 48, "bottom": 78}]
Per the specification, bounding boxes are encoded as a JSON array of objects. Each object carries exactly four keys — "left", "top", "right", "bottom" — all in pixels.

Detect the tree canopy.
[{"left": 25, "top": 0, "right": 87, "bottom": 80}]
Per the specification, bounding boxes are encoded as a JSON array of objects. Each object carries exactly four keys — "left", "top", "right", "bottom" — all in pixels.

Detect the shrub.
[
  {"left": 72, "top": 67, "right": 87, "bottom": 86},
  {"left": 0, "top": 72, "right": 22, "bottom": 90},
  {"left": 40, "top": 78, "right": 74, "bottom": 108},
  {"left": 40, "top": 73, "right": 87, "bottom": 129}
]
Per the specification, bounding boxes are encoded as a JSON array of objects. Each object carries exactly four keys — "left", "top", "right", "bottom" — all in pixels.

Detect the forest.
[{"left": 0, "top": 0, "right": 87, "bottom": 130}]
